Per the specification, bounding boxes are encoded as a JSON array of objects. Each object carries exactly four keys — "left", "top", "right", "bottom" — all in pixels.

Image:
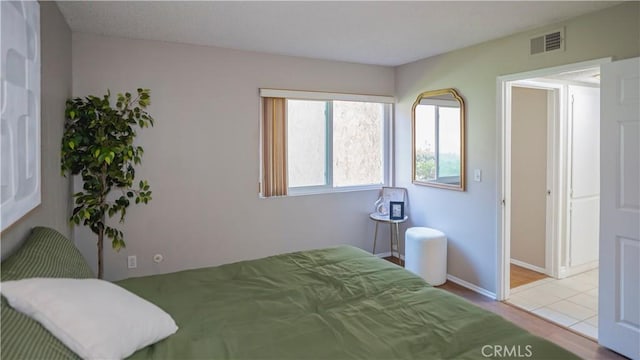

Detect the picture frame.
[
  {"left": 1, "top": 1, "right": 41, "bottom": 232},
  {"left": 389, "top": 201, "right": 405, "bottom": 220},
  {"left": 376, "top": 187, "right": 406, "bottom": 215}
]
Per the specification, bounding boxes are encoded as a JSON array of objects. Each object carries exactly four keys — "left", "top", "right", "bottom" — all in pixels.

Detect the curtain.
[{"left": 261, "top": 97, "right": 288, "bottom": 197}]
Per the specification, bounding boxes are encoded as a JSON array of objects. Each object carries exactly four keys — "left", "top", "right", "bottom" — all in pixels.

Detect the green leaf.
[{"left": 112, "top": 239, "right": 123, "bottom": 251}]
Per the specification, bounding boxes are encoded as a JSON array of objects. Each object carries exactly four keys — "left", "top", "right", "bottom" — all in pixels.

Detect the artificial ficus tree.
[{"left": 61, "top": 89, "right": 154, "bottom": 279}]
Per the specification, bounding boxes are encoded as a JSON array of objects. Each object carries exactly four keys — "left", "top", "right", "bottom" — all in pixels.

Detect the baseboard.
[
  {"left": 375, "top": 253, "right": 496, "bottom": 299},
  {"left": 510, "top": 258, "right": 547, "bottom": 275},
  {"left": 446, "top": 274, "right": 496, "bottom": 300}
]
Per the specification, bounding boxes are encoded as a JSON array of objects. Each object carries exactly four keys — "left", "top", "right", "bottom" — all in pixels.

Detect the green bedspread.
[{"left": 116, "top": 245, "right": 577, "bottom": 359}]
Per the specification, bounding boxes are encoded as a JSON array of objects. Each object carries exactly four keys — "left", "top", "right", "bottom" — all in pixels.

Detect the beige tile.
[
  {"left": 585, "top": 315, "right": 598, "bottom": 327},
  {"left": 515, "top": 286, "right": 565, "bottom": 307},
  {"left": 536, "top": 277, "right": 555, "bottom": 284},
  {"left": 566, "top": 293, "right": 598, "bottom": 311},
  {"left": 507, "top": 295, "right": 544, "bottom": 311},
  {"left": 526, "top": 282, "right": 580, "bottom": 299},
  {"left": 575, "top": 269, "right": 599, "bottom": 284},
  {"left": 570, "top": 321, "right": 598, "bottom": 340},
  {"left": 546, "top": 300, "right": 596, "bottom": 321},
  {"left": 586, "top": 288, "right": 598, "bottom": 297},
  {"left": 510, "top": 279, "right": 548, "bottom": 294},
  {"left": 584, "top": 269, "right": 599, "bottom": 280},
  {"left": 510, "top": 285, "right": 531, "bottom": 294},
  {"left": 555, "top": 276, "right": 597, "bottom": 292},
  {"left": 533, "top": 307, "right": 581, "bottom": 327}
]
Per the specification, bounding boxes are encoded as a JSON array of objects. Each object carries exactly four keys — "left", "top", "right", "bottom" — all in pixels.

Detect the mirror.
[{"left": 412, "top": 88, "right": 465, "bottom": 191}]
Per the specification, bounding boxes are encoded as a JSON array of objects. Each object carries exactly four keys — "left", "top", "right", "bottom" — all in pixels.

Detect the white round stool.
[{"left": 405, "top": 227, "right": 447, "bottom": 286}]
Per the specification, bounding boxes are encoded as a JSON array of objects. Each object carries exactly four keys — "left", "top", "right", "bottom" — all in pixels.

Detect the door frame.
[{"left": 496, "top": 57, "right": 611, "bottom": 301}]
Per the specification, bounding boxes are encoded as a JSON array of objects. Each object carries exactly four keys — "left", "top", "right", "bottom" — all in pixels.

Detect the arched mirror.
[{"left": 412, "top": 88, "right": 465, "bottom": 191}]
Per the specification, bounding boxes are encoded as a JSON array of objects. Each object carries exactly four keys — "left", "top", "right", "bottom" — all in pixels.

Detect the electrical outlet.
[{"left": 127, "top": 255, "right": 137, "bottom": 269}]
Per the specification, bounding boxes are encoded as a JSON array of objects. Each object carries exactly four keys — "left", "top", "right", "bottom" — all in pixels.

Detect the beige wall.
[
  {"left": 0, "top": 2, "right": 72, "bottom": 259},
  {"left": 511, "top": 87, "right": 548, "bottom": 269},
  {"left": 395, "top": 2, "right": 639, "bottom": 293},
  {"left": 71, "top": 34, "right": 396, "bottom": 280},
  {"left": 32, "top": 2, "right": 638, "bottom": 287}
]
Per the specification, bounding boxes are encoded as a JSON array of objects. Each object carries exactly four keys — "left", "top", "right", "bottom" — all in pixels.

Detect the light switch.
[{"left": 474, "top": 169, "right": 482, "bottom": 182}]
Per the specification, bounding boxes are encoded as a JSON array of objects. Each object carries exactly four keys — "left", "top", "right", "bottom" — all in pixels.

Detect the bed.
[{"left": 1, "top": 227, "right": 578, "bottom": 359}]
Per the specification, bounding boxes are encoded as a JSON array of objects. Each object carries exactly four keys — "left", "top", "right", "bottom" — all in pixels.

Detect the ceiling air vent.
[{"left": 530, "top": 28, "right": 564, "bottom": 55}]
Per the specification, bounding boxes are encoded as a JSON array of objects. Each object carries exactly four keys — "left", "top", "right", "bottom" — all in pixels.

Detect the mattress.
[{"left": 115, "top": 245, "right": 578, "bottom": 359}]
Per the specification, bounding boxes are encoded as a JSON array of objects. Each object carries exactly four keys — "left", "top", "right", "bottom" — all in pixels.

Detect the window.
[
  {"left": 260, "top": 89, "right": 392, "bottom": 196},
  {"left": 287, "top": 99, "right": 387, "bottom": 190},
  {"left": 287, "top": 100, "right": 327, "bottom": 188}
]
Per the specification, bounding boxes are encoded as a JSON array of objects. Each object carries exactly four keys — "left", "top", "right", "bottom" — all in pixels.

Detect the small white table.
[{"left": 369, "top": 212, "right": 408, "bottom": 261}]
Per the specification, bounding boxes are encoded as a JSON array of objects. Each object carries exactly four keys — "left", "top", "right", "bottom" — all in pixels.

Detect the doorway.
[{"left": 496, "top": 58, "right": 610, "bottom": 340}]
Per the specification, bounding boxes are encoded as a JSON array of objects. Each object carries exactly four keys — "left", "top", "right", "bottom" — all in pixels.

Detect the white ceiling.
[
  {"left": 536, "top": 67, "right": 602, "bottom": 85},
  {"left": 56, "top": 1, "right": 621, "bottom": 67}
]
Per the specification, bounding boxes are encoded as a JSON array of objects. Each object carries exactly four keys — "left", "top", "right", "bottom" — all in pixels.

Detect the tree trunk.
[
  {"left": 97, "top": 227, "right": 104, "bottom": 279},
  {"left": 98, "top": 166, "right": 107, "bottom": 279}
]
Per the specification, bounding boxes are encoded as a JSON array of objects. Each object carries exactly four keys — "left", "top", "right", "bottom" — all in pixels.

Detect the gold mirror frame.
[{"left": 411, "top": 88, "right": 466, "bottom": 191}]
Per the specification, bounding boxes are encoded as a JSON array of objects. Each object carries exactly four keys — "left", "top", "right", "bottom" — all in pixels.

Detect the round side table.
[{"left": 369, "top": 212, "right": 408, "bottom": 262}]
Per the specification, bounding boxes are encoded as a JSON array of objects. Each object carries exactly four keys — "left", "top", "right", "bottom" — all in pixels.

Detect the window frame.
[{"left": 260, "top": 89, "right": 393, "bottom": 196}]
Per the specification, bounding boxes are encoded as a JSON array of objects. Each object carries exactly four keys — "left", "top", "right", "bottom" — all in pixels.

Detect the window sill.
[{"left": 261, "top": 184, "right": 384, "bottom": 198}]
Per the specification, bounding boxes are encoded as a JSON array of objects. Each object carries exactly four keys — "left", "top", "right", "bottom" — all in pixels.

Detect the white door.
[
  {"left": 599, "top": 57, "right": 640, "bottom": 359},
  {"left": 568, "top": 86, "right": 600, "bottom": 268}
]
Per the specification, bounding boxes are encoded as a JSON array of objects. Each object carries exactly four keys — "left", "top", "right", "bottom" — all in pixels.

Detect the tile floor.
[{"left": 507, "top": 268, "right": 598, "bottom": 340}]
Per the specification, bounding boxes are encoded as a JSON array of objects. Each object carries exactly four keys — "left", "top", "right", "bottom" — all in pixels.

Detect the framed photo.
[
  {"left": 382, "top": 187, "right": 405, "bottom": 205},
  {"left": 389, "top": 201, "right": 405, "bottom": 220},
  {"left": 376, "top": 187, "right": 406, "bottom": 215}
]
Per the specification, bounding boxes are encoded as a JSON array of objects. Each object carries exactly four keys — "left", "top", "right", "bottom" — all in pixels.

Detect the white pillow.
[{"left": 0, "top": 278, "right": 178, "bottom": 360}]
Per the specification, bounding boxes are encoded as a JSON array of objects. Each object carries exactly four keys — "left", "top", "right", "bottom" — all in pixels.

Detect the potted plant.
[{"left": 61, "top": 89, "right": 154, "bottom": 279}]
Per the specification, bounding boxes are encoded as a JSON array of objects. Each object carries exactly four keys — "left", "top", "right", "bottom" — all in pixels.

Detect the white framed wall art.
[{"left": 1, "top": 0, "right": 41, "bottom": 232}]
